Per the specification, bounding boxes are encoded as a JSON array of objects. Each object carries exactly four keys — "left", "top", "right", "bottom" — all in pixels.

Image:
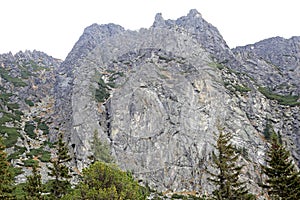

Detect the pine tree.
[
  {"left": 24, "top": 164, "right": 43, "bottom": 200},
  {"left": 47, "top": 133, "right": 72, "bottom": 199},
  {"left": 208, "top": 130, "right": 255, "bottom": 200},
  {"left": 261, "top": 136, "right": 300, "bottom": 199},
  {"left": 0, "top": 136, "right": 15, "bottom": 199},
  {"left": 91, "top": 130, "right": 113, "bottom": 163}
]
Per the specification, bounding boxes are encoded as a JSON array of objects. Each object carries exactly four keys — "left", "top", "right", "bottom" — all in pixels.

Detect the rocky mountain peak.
[
  {"left": 187, "top": 9, "right": 202, "bottom": 18},
  {"left": 153, "top": 13, "right": 165, "bottom": 27}
]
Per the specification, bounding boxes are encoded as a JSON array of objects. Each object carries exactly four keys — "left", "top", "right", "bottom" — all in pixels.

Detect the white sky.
[{"left": 0, "top": 0, "right": 299, "bottom": 60}]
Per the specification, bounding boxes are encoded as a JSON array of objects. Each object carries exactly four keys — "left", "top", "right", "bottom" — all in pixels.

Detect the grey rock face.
[
  {"left": 52, "top": 9, "right": 299, "bottom": 195},
  {"left": 233, "top": 36, "right": 300, "bottom": 95}
]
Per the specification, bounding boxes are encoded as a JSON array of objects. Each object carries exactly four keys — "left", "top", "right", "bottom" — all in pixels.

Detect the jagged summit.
[
  {"left": 153, "top": 13, "right": 165, "bottom": 27},
  {"left": 187, "top": 8, "right": 202, "bottom": 18}
]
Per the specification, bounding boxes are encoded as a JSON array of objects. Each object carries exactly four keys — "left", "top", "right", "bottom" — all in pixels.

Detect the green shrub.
[
  {"left": 8, "top": 146, "right": 26, "bottom": 160},
  {"left": 95, "top": 78, "right": 110, "bottom": 102},
  {"left": 208, "top": 62, "right": 225, "bottom": 70},
  {"left": 39, "top": 151, "right": 51, "bottom": 162},
  {"left": 0, "top": 126, "right": 20, "bottom": 147},
  {"left": 7, "top": 103, "right": 20, "bottom": 111},
  {"left": 25, "top": 99, "right": 34, "bottom": 107},
  {"left": 0, "top": 113, "right": 14, "bottom": 125},
  {"left": 24, "top": 122, "right": 36, "bottom": 139},
  {"left": 0, "top": 93, "right": 13, "bottom": 105},
  {"left": 37, "top": 122, "right": 49, "bottom": 135},
  {"left": 233, "top": 84, "right": 251, "bottom": 93},
  {"left": 26, "top": 147, "right": 51, "bottom": 162},
  {"left": 0, "top": 67, "right": 27, "bottom": 87},
  {"left": 23, "top": 159, "right": 38, "bottom": 167},
  {"left": 62, "top": 161, "right": 148, "bottom": 200}
]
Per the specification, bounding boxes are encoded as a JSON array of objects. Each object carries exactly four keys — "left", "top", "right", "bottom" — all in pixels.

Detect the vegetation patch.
[
  {"left": 24, "top": 122, "right": 36, "bottom": 139},
  {"left": 26, "top": 147, "right": 51, "bottom": 162},
  {"left": 258, "top": 87, "right": 300, "bottom": 106},
  {"left": 0, "top": 126, "right": 20, "bottom": 148},
  {"left": 7, "top": 145, "right": 26, "bottom": 160},
  {"left": 0, "top": 93, "right": 13, "bottom": 105},
  {"left": 37, "top": 121, "right": 49, "bottom": 135},
  {"left": 25, "top": 99, "right": 34, "bottom": 107},
  {"left": 7, "top": 103, "right": 20, "bottom": 111},
  {"left": 23, "top": 159, "right": 38, "bottom": 167},
  {"left": 0, "top": 67, "right": 27, "bottom": 87},
  {"left": 232, "top": 84, "right": 251, "bottom": 93},
  {"left": 95, "top": 78, "right": 110, "bottom": 103},
  {"left": 208, "top": 62, "right": 226, "bottom": 70}
]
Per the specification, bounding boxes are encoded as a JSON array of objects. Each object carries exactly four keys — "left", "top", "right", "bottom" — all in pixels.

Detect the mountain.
[
  {"left": 0, "top": 50, "right": 61, "bottom": 182},
  {"left": 0, "top": 9, "right": 299, "bottom": 196}
]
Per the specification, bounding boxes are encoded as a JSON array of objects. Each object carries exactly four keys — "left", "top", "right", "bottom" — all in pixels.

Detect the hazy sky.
[{"left": 1, "top": 0, "right": 299, "bottom": 59}]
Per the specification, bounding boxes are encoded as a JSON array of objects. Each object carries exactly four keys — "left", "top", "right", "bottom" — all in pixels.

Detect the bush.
[
  {"left": 0, "top": 126, "right": 20, "bottom": 147},
  {"left": 7, "top": 103, "right": 20, "bottom": 111},
  {"left": 23, "top": 159, "right": 38, "bottom": 167},
  {"left": 39, "top": 151, "right": 51, "bottom": 162},
  {"left": 62, "top": 161, "right": 148, "bottom": 200},
  {"left": 25, "top": 99, "right": 34, "bottom": 107},
  {"left": 8, "top": 146, "right": 26, "bottom": 160},
  {"left": 37, "top": 122, "right": 49, "bottom": 135},
  {"left": 95, "top": 78, "right": 110, "bottom": 102},
  {"left": 26, "top": 147, "right": 51, "bottom": 162},
  {"left": 24, "top": 122, "right": 36, "bottom": 139}
]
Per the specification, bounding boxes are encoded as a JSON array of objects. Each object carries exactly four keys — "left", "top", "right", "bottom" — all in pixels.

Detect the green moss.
[
  {"left": 258, "top": 87, "right": 300, "bottom": 106},
  {"left": 29, "top": 60, "right": 47, "bottom": 71}
]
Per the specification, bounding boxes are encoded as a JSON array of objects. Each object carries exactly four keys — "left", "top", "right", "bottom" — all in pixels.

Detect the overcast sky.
[{"left": 1, "top": 0, "right": 299, "bottom": 59}]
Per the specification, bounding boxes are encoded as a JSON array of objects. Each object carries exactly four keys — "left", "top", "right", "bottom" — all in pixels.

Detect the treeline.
[{"left": 0, "top": 129, "right": 300, "bottom": 199}]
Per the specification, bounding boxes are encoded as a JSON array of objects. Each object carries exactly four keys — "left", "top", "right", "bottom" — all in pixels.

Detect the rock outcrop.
[{"left": 52, "top": 9, "right": 299, "bottom": 194}]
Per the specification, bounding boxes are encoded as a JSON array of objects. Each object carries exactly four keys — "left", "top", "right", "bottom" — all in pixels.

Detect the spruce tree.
[
  {"left": 208, "top": 130, "right": 255, "bottom": 200},
  {"left": 0, "top": 136, "right": 15, "bottom": 199},
  {"left": 24, "top": 164, "right": 43, "bottom": 200},
  {"left": 261, "top": 136, "right": 300, "bottom": 199},
  {"left": 47, "top": 133, "right": 72, "bottom": 199},
  {"left": 91, "top": 130, "right": 113, "bottom": 163}
]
